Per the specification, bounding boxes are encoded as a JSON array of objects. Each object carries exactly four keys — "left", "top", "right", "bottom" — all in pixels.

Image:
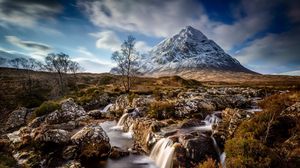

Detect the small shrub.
[
  {"left": 148, "top": 101, "right": 175, "bottom": 119},
  {"left": 34, "top": 101, "right": 60, "bottom": 117},
  {"left": 198, "top": 158, "right": 218, "bottom": 168}
]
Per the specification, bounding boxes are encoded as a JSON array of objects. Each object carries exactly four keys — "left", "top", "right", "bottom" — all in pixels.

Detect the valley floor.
[{"left": 0, "top": 68, "right": 299, "bottom": 168}]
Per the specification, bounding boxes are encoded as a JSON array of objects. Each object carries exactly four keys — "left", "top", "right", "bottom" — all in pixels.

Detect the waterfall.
[
  {"left": 150, "top": 138, "right": 175, "bottom": 168},
  {"left": 205, "top": 112, "right": 221, "bottom": 125},
  {"left": 101, "top": 103, "right": 113, "bottom": 113},
  {"left": 220, "top": 152, "right": 226, "bottom": 167},
  {"left": 111, "top": 113, "right": 129, "bottom": 130},
  {"left": 122, "top": 124, "right": 134, "bottom": 138},
  {"left": 212, "top": 136, "right": 226, "bottom": 168}
]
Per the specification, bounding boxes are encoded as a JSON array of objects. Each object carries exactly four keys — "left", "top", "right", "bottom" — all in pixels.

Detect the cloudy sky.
[{"left": 0, "top": 0, "right": 299, "bottom": 74}]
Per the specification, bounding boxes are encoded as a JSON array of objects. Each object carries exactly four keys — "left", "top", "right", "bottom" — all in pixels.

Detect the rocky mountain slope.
[{"left": 138, "top": 26, "right": 255, "bottom": 75}]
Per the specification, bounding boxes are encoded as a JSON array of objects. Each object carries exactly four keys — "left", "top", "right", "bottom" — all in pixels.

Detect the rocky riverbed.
[{"left": 2, "top": 86, "right": 294, "bottom": 168}]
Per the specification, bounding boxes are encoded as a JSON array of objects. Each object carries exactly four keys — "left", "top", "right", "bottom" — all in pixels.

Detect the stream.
[
  {"left": 98, "top": 98, "right": 262, "bottom": 168},
  {"left": 100, "top": 120, "right": 157, "bottom": 168}
]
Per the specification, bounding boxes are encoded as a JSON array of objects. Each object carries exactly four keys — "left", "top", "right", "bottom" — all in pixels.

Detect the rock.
[
  {"left": 132, "top": 96, "right": 155, "bottom": 114},
  {"left": 60, "top": 160, "right": 82, "bottom": 168},
  {"left": 109, "top": 146, "right": 129, "bottom": 159},
  {"left": 33, "top": 128, "right": 70, "bottom": 144},
  {"left": 132, "top": 118, "right": 155, "bottom": 153},
  {"left": 212, "top": 108, "right": 249, "bottom": 150},
  {"left": 71, "top": 124, "right": 111, "bottom": 159},
  {"left": 180, "top": 134, "right": 219, "bottom": 163},
  {"left": 175, "top": 98, "right": 215, "bottom": 119},
  {"left": 180, "top": 119, "right": 205, "bottom": 128},
  {"left": 6, "top": 107, "right": 27, "bottom": 131},
  {"left": 28, "top": 116, "right": 46, "bottom": 128},
  {"left": 46, "top": 98, "right": 87, "bottom": 124},
  {"left": 87, "top": 109, "right": 102, "bottom": 119},
  {"left": 82, "top": 93, "right": 111, "bottom": 111},
  {"left": 63, "top": 145, "right": 78, "bottom": 160},
  {"left": 111, "top": 95, "right": 130, "bottom": 113}
]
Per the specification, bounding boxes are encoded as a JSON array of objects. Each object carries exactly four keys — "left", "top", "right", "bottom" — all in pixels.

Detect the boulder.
[
  {"left": 33, "top": 128, "right": 70, "bottom": 144},
  {"left": 87, "top": 109, "right": 102, "bottom": 119},
  {"left": 179, "top": 133, "right": 219, "bottom": 163},
  {"left": 180, "top": 119, "right": 205, "bottom": 129},
  {"left": 63, "top": 145, "right": 78, "bottom": 160},
  {"left": 46, "top": 98, "right": 87, "bottom": 124},
  {"left": 175, "top": 98, "right": 215, "bottom": 119},
  {"left": 111, "top": 95, "right": 130, "bottom": 113},
  {"left": 71, "top": 124, "right": 111, "bottom": 159},
  {"left": 109, "top": 146, "right": 129, "bottom": 159},
  {"left": 6, "top": 107, "right": 27, "bottom": 131}
]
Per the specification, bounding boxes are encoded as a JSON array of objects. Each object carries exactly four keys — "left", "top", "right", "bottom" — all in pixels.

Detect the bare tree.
[
  {"left": 21, "top": 58, "right": 40, "bottom": 93},
  {"left": 45, "top": 53, "right": 71, "bottom": 94},
  {"left": 69, "top": 61, "right": 82, "bottom": 78},
  {"left": 111, "top": 36, "right": 140, "bottom": 92}
]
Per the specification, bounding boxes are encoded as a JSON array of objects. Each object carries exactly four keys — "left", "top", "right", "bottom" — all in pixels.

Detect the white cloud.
[
  {"left": 135, "top": 41, "right": 151, "bottom": 53},
  {"left": 6, "top": 36, "right": 52, "bottom": 51},
  {"left": 90, "top": 30, "right": 151, "bottom": 53},
  {"left": 73, "top": 46, "right": 115, "bottom": 72},
  {"left": 0, "top": 0, "right": 62, "bottom": 28},
  {"left": 78, "top": 0, "right": 276, "bottom": 51},
  {"left": 90, "top": 30, "right": 121, "bottom": 51},
  {"left": 5, "top": 36, "right": 53, "bottom": 61},
  {"left": 234, "top": 27, "right": 300, "bottom": 73}
]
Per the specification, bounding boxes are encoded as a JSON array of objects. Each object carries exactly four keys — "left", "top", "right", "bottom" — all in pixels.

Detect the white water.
[
  {"left": 205, "top": 112, "right": 221, "bottom": 125},
  {"left": 100, "top": 121, "right": 157, "bottom": 168},
  {"left": 220, "top": 152, "right": 226, "bottom": 167},
  {"left": 150, "top": 138, "right": 175, "bottom": 168},
  {"left": 123, "top": 124, "right": 134, "bottom": 138},
  {"left": 101, "top": 103, "right": 113, "bottom": 113},
  {"left": 111, "top": 113, "right": 129, "bottom": 130},
  {"left": 193, "top": 111, "right": 221, "bottom": 131}
]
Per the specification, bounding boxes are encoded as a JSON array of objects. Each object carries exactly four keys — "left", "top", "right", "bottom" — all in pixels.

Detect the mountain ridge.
[{"left": 137, "top": 26, "right": 256, "bottom": 75}]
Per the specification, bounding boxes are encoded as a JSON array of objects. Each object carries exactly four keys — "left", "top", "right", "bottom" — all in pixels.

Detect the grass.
[
  {"left": 33, "top": 100, "right": 60, "bottom": 117},
  {"left": 224, "top": 91, "right": 300, "bottom": 168}
]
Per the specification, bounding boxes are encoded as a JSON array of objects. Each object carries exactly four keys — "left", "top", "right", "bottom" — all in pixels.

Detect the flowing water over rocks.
[{"left": 1, "top": 87, "right": 272, "bottom": 168}]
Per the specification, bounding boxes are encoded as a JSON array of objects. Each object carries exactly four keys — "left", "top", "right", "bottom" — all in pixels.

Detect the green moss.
[{"left": 34, "top": 101, "right": 60, "bottom": 117}]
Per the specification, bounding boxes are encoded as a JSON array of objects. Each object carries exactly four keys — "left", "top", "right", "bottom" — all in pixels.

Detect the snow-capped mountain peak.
[{"left": 138, "top": 26, "right": 254, "bottom": 74}]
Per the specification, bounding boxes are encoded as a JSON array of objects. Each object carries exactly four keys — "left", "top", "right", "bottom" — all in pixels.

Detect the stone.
[
  {"left": 87, "top": 109, "right": 102, "bottom": 119},
  {"left": 33, "top": 128, "right": 70, "bottom": 144},
  {"left": 109, "top": 146, "right": 129, "bottom": 159},
  {"left": 71, "top": 124, "right": 111, "bottom": 159},
  {"left": 63, "top": 145, "right": 78, "bottom": 160},
  {"left": 6, "top": 107, "right": 27, "bottom": 131},
  {"left": 46, "top": 98, "right": 87, "bottom": 124}
]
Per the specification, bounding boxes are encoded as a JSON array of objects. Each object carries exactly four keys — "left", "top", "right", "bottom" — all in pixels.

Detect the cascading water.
[
  {"left": 194, "top": 111, "right": 221, "bottom": 131},
  {"left": 122, "top": 124, "right": 134, "bottom": 138},
  {"left": 101, "top": 103, "right": 113, "bottom": 113},
  {"left": 111, "top": 113, "right": 129, "bottom": 130},
  {"left": 205, "top": 111, "right": 221, "bottom": 125},
  {"left": 150, "top": 138, "right": 175, "bottom": 168},
  {"left": 212, "top": 136, "right": 226, "bottom": 167}
]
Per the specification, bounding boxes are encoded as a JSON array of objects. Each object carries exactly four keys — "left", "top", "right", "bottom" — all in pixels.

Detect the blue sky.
[{"left": 0, "top": 0, "right": 299, "bottom": 74}]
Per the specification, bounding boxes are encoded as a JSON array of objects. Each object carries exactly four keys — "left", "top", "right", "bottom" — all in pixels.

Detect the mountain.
[{"left": 138, "top": 26, "right": 256, "bottom": 75}]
